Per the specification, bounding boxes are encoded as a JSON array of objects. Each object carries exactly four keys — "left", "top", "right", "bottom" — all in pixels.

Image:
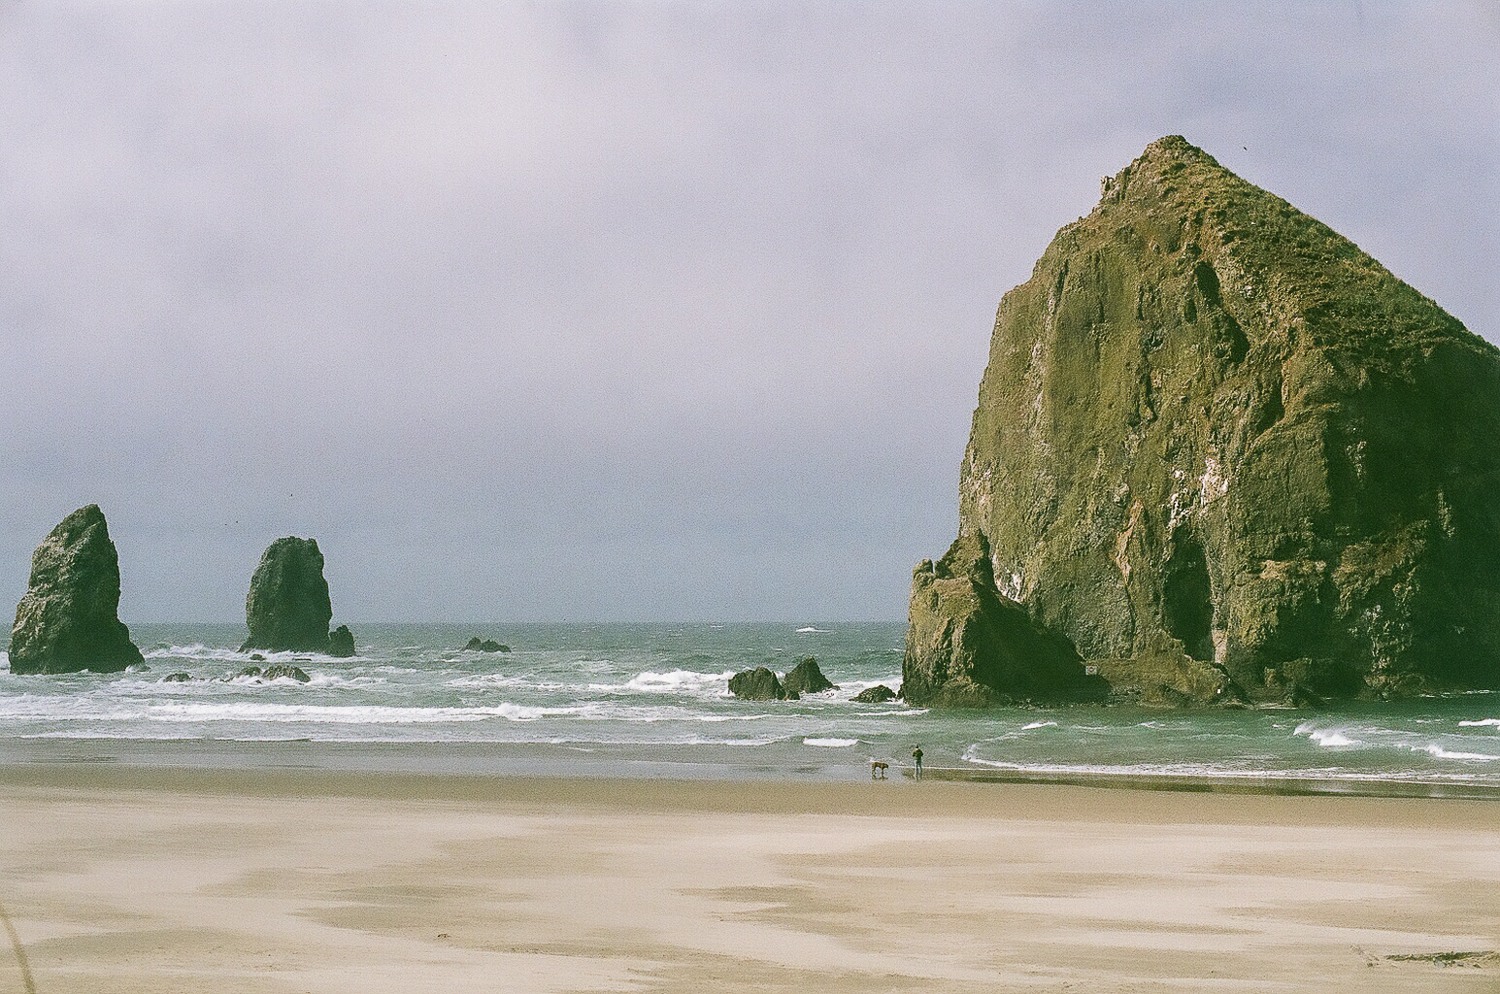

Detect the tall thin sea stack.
[
  {"left": 904, "top": 136, "right": 1500, "bottom": 706},
  {"left": 8, "top": 504, "right": 144, "bottom": 674},
  {"left": 242, "top": 536, "right": 355, "bottom": 655}
]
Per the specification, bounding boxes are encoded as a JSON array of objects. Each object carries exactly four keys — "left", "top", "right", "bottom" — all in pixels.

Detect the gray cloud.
[{"left": 2, "top": 1, "right": 1496, "bottom": 622}]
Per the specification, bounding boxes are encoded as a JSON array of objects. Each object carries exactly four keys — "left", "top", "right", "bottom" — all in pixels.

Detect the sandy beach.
[{"left": 0, "top": 765, "right": 1496, "bottom": 993}]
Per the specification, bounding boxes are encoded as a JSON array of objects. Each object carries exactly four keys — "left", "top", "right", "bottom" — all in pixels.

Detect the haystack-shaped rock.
[
  {"left": 906, "top": 136, "right": 1500, "bottom": 705},
  {"left": 242, "top": 537, "right": 352, "bottom": 654},
  {"left": 8, "top": 505, "right": 143, "bottom": 674}
]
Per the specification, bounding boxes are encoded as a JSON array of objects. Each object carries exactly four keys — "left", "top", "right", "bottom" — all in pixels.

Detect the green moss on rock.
[
  {"left": 907, "top": 136, "right": 1500, "bottom": 705},
  {"left": 902, "top": 532, "right": 1104, "bottom": 705},
  {"left": 8, "top": 505, "right": 143, "bottom": 675}
]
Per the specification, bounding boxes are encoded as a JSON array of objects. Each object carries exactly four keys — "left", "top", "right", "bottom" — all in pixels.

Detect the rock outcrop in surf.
[
  {"left": 242, "top": 537, "right": 355, "bottom": 655},
  {"left": 728, "top": 666, "right": 786, "bottom": 700},
  {"left": 728, "top": 658, "right": 838, "bottom": 701},
  {"left": 781, "top": 657, "right": 835, "bottom": 695},
  {"left": 328, "top": 624, "right": 356, "bottom": 658},
  {"left": 8, "top": 504, "right": 144, "bottom": 674},
  {"left": 905, "top": 135, "right": 1500, "bottom": 706}
]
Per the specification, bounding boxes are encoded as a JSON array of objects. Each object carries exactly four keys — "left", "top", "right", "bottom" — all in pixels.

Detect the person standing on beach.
[{"left": 912, "top": 746, "right": 923, "bottom": 780}]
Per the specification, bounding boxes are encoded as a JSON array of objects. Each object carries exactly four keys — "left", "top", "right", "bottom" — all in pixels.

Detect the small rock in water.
[
  {"left": 249, "top": 653, "right": 266, "bottom": 662},
  {"left": 328, "top": 624, "right": 356, "bottom": 658},
  {"left": 235, "top": 663, "right": 311, "bottom": 683},
  {"left": 161, "top": 672, "right": 194, "bottom": 683},
  {"left": 852, "top": 684, "right": 897, "bottom": 704},
  {"left": 782, "top": 657, "right": 836, "bottom": 695},
  {"left": 728, "top": 666, "right": 786, "bottom": 701},
  {"left": 464, "top": 637, "right": 509, "bottom": 653}
]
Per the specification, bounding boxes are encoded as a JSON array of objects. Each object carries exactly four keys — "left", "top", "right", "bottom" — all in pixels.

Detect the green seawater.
[{"left": 1, "top": 622, "right": 1497, "bottom": 792}]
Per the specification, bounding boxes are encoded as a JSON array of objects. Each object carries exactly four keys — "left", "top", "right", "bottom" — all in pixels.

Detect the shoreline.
[
  {"left": 4, "top": 735, "right": 1500, "bottom": 801},
  {"left": 1, "top": 764, "right": 1496, "bottom": 993}
]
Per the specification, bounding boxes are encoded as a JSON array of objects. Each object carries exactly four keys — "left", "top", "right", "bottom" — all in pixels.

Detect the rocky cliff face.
[
  {"left": 8, "top": 505, "right": 144, "bottom": 674},
  {"left": 904, "top": 533, "right": 1103, "bottom": 705},
  {"left": 243, "top": 537, "right": 346, "bottom": 653},
  {"left": 905, "top": 136, "right": 1500, "bottom": 705}
]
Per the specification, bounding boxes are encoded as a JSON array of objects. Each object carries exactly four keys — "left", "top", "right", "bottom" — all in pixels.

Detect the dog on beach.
[{"left": 870, "top": 760, "right": 888, "bottom": 779}]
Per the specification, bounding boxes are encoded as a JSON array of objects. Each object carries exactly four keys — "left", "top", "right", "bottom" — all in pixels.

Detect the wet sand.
[{"left": 0, "top": 764, "right": 1496, "bottom": 993}]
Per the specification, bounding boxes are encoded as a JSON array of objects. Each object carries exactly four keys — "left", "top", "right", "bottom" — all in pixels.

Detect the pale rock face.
[
  {"left": 9, "top": 504, "right": 143, "bottom": 674},
  {"left": 906, "top": 136, "right": 1500, "bottom": 706}
]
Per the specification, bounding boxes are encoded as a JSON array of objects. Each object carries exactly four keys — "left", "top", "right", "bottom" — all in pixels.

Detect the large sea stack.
[
  {"left": 242, "top": 537, "right": 354, "bottom": 655},
  {"left": 8, "top": 505, "right": 144, "bottom": 674},
  {"left": 904, "top": 136, "right": 1500, "bottom": 706}
]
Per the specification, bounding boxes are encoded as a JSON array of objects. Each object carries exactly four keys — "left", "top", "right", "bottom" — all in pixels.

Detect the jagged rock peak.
[
  {"left": 782, "top": 657, "right": 836, "bottom": 695},
  {"left": 8, "top": 504, "right": 143, "bottom": 674},
  {"left": 909, "top": 136, "right": 1500, "bottom": 706}
]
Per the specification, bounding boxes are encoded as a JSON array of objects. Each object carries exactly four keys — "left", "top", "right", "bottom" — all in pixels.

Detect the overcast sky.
[{"left": 2, "top": 1, "right": 1496, "bottom": 625}]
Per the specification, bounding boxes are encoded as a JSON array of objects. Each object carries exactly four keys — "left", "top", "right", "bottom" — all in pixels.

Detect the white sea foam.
[
  {"left": 1294, "top": 721, "right": 1364, "bottom": 748},
  {"left": 803, "top": 737, "right": 858, "bottom": 748},
  {"left": 1459, "top": 718, "right": 1500, "bottom": 727},
  {"left": 304, "top": 673, "right": 385, "bottom": 689},
  {"left": 1407, "top": 743, "right": 1500, "bottom": 761},
  {"left": 135, "top": 701, "right": 566, "bottom": 723},
  {"left": 795, "top": 627, "right": 831, "bottom": 633},
  {"left": 0, "top": 695, "right": 143, "bottom": 721},
  {"left": 145, "top": 643, "right": 243, "bottom": 661},
  {"left": 446, "top": 673, "right": 532, "bottom": 689},
  {"left": 622, "top": 670, "right": 736, "bottom": 693},
  {"left": 1022, "top": 721, "right": 1058, "bottom": 731},
  {"left": 1307, "top": 729, "right": 1358, "bottom": 748},
  {"left": 572, "top": 659, "right": 615, "bottom": 674},
  {"left": 144, "top": 643, "right": 367, "bottom": 664}
]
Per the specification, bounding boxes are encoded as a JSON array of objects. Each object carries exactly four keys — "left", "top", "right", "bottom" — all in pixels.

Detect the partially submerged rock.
[
  {"left": 8, "top": 505, "right": 144, "bottom": 674},
  {"left": 781, "top": 657, "right": 835, "bottom": 695},
  {"left": 906, "top": 135, "right": 1500, "bottom": 705},
  {"left": 464, "top": 637, "right": 510, "bottom": 653},
  {"left": 234, "top": 663, "right": 311, "bottom": 683},
  {"left": 852, "top": 684, "right": 897, "bottom": 704},
  {"left": 328, "top": 624, "right": 356, "bottom": 658},
  {"left": 242, "top": 537, "right": 355, "bottom": 655},
  {"left": 728, "top": 666, "right": 786, "bottom": 701}
]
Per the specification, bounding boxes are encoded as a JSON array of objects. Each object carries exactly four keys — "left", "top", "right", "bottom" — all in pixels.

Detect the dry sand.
[{"left": 0, "top": 765, "right": 1496, "bottom": 993}]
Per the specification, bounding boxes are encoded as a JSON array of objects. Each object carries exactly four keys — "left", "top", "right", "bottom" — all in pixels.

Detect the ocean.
[{"left": 3, "top": 621, "right": 1499, "bottom": 794}]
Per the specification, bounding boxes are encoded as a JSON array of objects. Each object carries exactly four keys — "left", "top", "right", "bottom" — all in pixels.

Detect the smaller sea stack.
[
  {"left": 8, "top": 504, "right": 143, "bottom": 674},
  {"left": 242, "top": 537, "right": 354, "bottom": 654}
]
